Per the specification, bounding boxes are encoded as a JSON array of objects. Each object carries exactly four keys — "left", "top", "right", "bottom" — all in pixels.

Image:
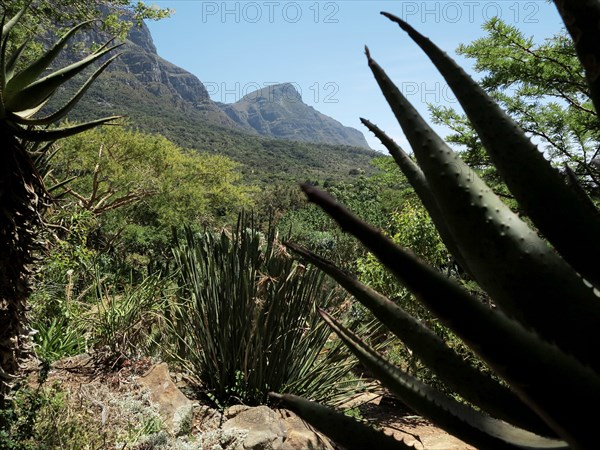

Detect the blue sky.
[{"left": 144, "top": 1, "right": 564, "bottom": 151}]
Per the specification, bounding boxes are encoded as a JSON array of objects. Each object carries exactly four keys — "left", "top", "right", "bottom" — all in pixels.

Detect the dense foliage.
[
  {"left": 50, "top": 126, "right": 252, "bottom": 276},
  {"left": 430, "top": 18, "right": 600, "bottom": 200},
  {"left": 0, "top": 0, "right": 171, "bottom": 37}
]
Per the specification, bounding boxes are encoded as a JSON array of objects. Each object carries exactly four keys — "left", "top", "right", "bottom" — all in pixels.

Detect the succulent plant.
[
  {"left": 0, "top": 5, "right": 122, "bottom": 141},
  {"left": 272, "top": 1, "right": 600, "bottom": 449},
  {"left": 0, "top": 2, "right": 120, "bottom": 399}
]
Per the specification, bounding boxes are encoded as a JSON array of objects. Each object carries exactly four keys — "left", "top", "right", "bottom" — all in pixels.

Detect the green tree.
[
  {"left": 278, "top": 174, "right": 391, "bottom": 267},
  {"left": 430, "top": 17, "right": 600, "bottom": 199},
  {"left": 0, "top": 4, "right": 119, "bottom": 399},
  {"left": 50, "top": 126, "right": 253, "bottom": 275},
  {"left": 277, "top": 156, "right": 422, "bottom": 268},
  {"left": 0, "top": 1, "right": 171, "bottom": 38}
]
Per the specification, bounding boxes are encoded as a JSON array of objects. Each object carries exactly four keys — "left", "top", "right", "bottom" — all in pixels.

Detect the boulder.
[
  {"left": 220, "top": 405, "right": 334, "bottom": 450},
  {"left": 222, "top": 405, "right": 286, "bottom": 449},
  {"left": 279, "top": 410, "right": 335, "bottom": 450},
  {"left": 137, "top": 363, "right": 194, "bottom": 436}
]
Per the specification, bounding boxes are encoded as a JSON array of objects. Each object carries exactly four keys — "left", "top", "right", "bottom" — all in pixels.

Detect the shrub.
[{"left": 168, "top": 214, "right": 368, "bottom": 406}]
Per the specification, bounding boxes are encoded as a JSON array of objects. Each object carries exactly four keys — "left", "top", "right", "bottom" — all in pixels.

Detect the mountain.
[
  {"left": 58, "top": 14, "right": 238, "bottom": 129},
  {"left": 52, "top": 14, "right": 378, "bottom": 183},
  {"left": 218, "top": 83, "right": 370, "bottom": 148}
]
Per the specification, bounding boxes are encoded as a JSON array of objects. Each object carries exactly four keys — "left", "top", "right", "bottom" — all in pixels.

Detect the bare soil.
[{"left": 352, "top": 393, "right": 475, "bottom": 449}]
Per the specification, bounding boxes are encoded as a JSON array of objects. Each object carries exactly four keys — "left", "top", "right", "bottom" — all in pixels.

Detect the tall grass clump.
[
  {"left": 87, "top": 273, "right": 168, "bottom": 365},
  {"left": 168, "top": 214, "right": 365, "bottom": 406}
]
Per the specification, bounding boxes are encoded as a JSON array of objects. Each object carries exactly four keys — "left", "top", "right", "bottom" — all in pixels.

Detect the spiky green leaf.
[
  {"left": 360, "top": 117, "right": 472, "bottom": 276},
  {"left": 286, "top": 241, "right": 554, "bottom": 437},
  {"left": 0, "top": 1, "right": 31, "bottom": 41},
  {"left": 302, "top": 184, "right": 600, "bottom": 447},
  {"left": 552, "top": 0, "right": 600, "bottom": 115},
  {"left": 6, "top": 38, "right": 29, "bottom": 82},
  {"left": 11, "top": 53, "right": 121, "bottom": 125},
  {"left": 365, "top": 47, "right": 600, "bottom": 370},
  {"left": 270, "top": 392, "right": 413, "bottom": 450},
  {"left": 317, "top": 309, "right": 567, "bottom": 450},
  {"left": 9, "top": 116, "right": 122, "bottom": 142},
  {"left": 381, "top": 12, "right": 600, "bottom": 290},
  {"left": 5, "top": 20, "right": 94, "bottom": 95},
  {"left": 5, "top": 43, "right": 123, "bottom": 113}
]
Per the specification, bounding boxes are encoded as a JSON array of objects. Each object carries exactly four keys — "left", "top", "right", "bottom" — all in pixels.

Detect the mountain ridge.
[
  {"left": 52, "top": 13, "right": 379, "bottom": 183},
  {"left": 219, "top": 83, "right": 370, "bottom": 148},
  {"left": 63, "top": 15, "right": 370, "bottom": 148}
]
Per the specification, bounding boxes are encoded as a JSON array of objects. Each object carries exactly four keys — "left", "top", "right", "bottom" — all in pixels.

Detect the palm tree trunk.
[{"left": 0, "top": 123, "right": 48, "bottom": 402}]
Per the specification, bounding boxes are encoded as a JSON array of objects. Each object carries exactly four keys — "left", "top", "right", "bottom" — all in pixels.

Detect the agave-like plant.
[
  {"left": 272, "top": 1, "right": 600, "bottom": 449},
  {"left": 0, "top": 2, "right": 121, "bottom": 399},
  {"left": 169, "top": 213, "right": 371, "bottom": 407}
]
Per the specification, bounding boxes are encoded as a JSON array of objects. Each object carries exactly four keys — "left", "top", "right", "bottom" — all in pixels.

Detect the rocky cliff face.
[
  {"left": 219, "top": 83, "right": 370, "bottom": 148},
  {"left": 62, "top": 14, "right": 237, "bottom": 128},
  {"left": 114, "top": 25, "right": 211, "bottom": 107}
]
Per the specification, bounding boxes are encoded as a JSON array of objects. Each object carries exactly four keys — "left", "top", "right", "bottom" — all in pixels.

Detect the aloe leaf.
[
  {"left": 92, "top": 37, "right": 117, "bottom": 55},
  {"left": 6, "top": 38, "right": 29, "bottom": 81},
  {"left": 9, "top": 116, "right": 122, "bottom": 142},
  {"left": 317, "top": 309, "right": 567, "bottom": 450},
  {"left": 381, "top": 12, "right": 600, "bottom": 290},
  {"left": 5, "top": 20, "right": 95, "bottom": 95},
  {"left": 360, "top": 117, "right": 472, "bottom": 276},
  {"left": 11, "top": 53, "right": 120, "bottom": 125},
  {"left": 365, "top": 48, "right": 600, "bottom": 370},
  {"left": 302, "top": 184, "right": 600, "bottom": 447},
  {"left": 0, "top": 13, "right": 7, "bottom": 118},
  {"left": 30, "top": 140, "right": 58, "bottom": 176},
  {"left": 28, "top": 139, "right": 56, "bottom": 158},
  {"left": 286, "top": 241, "right": 555, "bottom": 438},
  {"left": 10, "top": 94, "right": 52, "bottom": 120},
  {"left": 563, "top": 165, "right": 600, "bottom": 216},
  {"left": 46, "top": 176, "right": 77, "bottom": 194},
  {"left": 552, "top": 0, "right": 600, "bottom": 115},
  {"left": 1, "top": 1, "right": 31, "bottom": 41},
  {"left": 5, "top": 43, "right": 123, "bottom": 113},
  {"left": 270, "top": 393, "right": 414, "bottom": 450}
]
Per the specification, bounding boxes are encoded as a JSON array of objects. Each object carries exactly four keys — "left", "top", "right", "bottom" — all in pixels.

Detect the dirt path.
[{"left": 348, "top": 393, "right": 475, "bottom": 450}]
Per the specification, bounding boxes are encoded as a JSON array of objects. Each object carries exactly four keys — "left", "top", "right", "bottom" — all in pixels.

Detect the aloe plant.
[
  {"left": 273, "top": 2, "right": 600, "bottom": 449},
  {"left": 0, "top": 3, "right": 120, "bottom": 399}
]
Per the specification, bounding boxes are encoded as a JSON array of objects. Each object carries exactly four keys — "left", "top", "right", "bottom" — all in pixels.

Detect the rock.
[
  {"left": 223, "top": 405, "right": 286, "bottom": 449},
  {"left": 194, "top": 404, "right": 223, "bottom": 433},
  {"left": 224, "top": 404, "right": 252, "bottom": 419},
  {"left": 279, "top": 410, "right": 335, "bottom": 450},
  {"left": 137, "top": 363, "right": 194, "bottom": 436},
  {"left": 220, "top": 406, "right": 334, "bottom": 450},
  {"left": 57, "top": 7, "right": 237, "bottom": 129}
]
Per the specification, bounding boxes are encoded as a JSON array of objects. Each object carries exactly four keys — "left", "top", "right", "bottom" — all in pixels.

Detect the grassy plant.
[
  {"left": 31, "top": 317, "right": 87, "bottom": 363},
  {"left": 86, "top": 273, "right": 168, "bottom": 365},
  {"left": 168, "top": 213, "right": 368, "bottom": 406}
]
